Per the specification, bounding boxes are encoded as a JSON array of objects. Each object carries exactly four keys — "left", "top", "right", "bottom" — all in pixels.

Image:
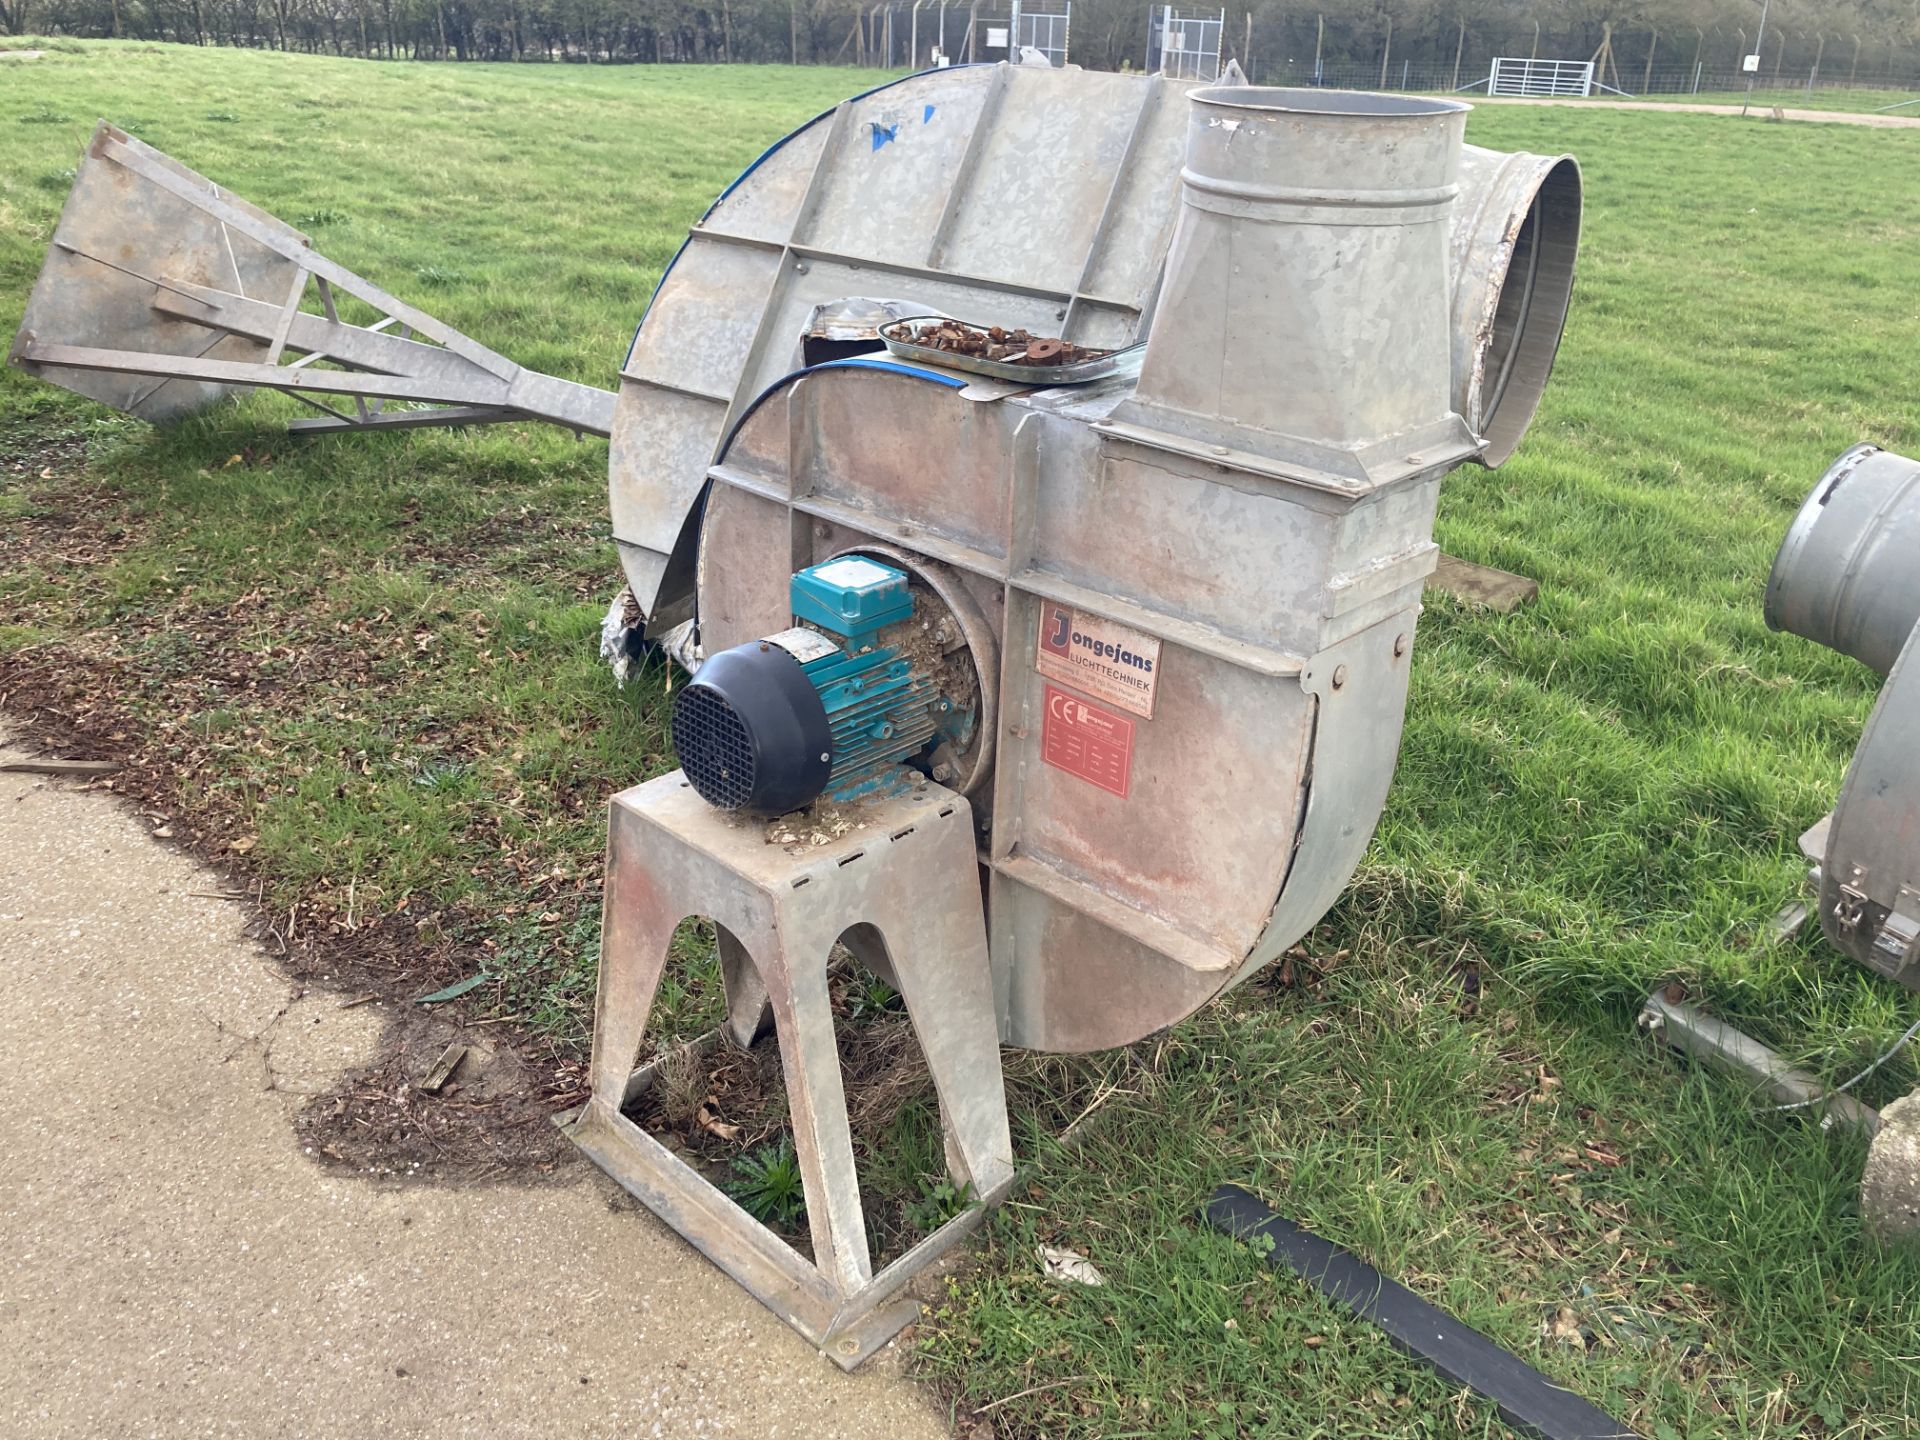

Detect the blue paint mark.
[
  {"left": 628, "top": 65, "right": 996, "bottom": 371},
  {"left": 871, "top": 122, "right": 899, "bottom": 151},
  {"left": 923, "top": 104, "right": 937, "bottom": 123}
]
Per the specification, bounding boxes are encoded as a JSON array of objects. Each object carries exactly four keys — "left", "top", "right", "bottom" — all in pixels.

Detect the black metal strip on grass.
[{"left": 1204, "top": 1184, "right": 1639, "bottom": 1440}]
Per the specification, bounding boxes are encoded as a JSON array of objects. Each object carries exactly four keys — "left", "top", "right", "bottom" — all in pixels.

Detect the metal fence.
[
  {"left": 1019, "top": 7, "right": 1070, "bottom": 66},
  {"left": 1252, "top": 56, "right": 1920, "bottom": 100},
  {"left": 803, "top": 4, "right": 1920, "bottom": 89},
  {"left": 1146, "top": 5, "right": 1225, "bottom": 80}
]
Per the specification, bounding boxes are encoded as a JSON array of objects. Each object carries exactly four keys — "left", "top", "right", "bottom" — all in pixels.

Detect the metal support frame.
[
  {"left": 561, "top": 772, "right": 1014, "bottom": 1368},
  {"left": 11, "top": 123, "right": 615, "bottom": 437},
  {"left": 1639, "top": 990, "right": 1882, "bottom": 1138}
]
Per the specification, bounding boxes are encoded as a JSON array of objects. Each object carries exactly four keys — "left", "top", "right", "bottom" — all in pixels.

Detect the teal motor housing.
[{"left": 672, "top": 557, "right": 963, "bottom": 812}]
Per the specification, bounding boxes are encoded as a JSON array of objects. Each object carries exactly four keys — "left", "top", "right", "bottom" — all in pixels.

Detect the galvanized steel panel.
[
  {"left": 610, "top": 65, "right": 1232, "bottom": 622},
  {"left": 622, "top": 239, "right": 783, "bottom": 398},
  {"left": 17, "top": 125, "right": 306, "bottom": 421},
  {"left": 937, "top": 70, "right": 1163, "bottom": 295}
]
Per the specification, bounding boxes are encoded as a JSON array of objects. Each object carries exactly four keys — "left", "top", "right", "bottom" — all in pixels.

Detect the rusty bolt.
[
  {"left": 1393, "top": 632, "right": 1409, "bottom": 657},
  {"left": 1027, "top": 337, "right": 1066, "bottom": 363},
  {"left": 1331, "top": 664, "right": 1349, "bottom": 690},
  {"left": 932, "top": 763, "right": 954, "bottom": 782}
]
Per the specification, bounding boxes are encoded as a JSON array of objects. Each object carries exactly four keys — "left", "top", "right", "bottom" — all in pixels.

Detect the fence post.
[
  {"left": 1849, "top": 33, "right": 1860, "bottom": 86},
  {"left": 1642, "top": 27, "right": 1656, "bottom": 93},
  {"left": 1378, "top": 15, "right": 1391, "bottom": 88},
  {"left": 1313, "top": 13, "right": 1322, "bottom": 83},
  {"left": 1771, "top": 28, "right": 1785, "bottom": 84},
  {"left": 1451, "top": 16, "right": 1465, "bottom": 91},
  {"left": 1808, "top": 31, "right": 1823, "bottom": 91},
  {"left": 1529, "top": 18, "right": 1538, "bottom": 62}
]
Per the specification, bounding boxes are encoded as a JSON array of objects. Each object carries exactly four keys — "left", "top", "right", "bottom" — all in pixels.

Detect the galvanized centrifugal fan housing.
[
  {"left": 682, "top": 82, "right": 1578, "bottom": 1054},
  {"left": 609, "top": 65, "right": 1582, "bottom": 633},
  {"left": 7, "top": 67, "right": 1587, "bottom": 1368}
]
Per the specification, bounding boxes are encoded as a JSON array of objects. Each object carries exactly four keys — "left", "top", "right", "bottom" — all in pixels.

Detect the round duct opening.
[
  {"left": 1766, "top": 443, "right": 1920, "bottom": 677},
  {"left": 1190, "top": 86, "right": 1468, "bottom": 119},
  {"left": 1468, "top": 156, "right": 1581, "bottom": 467}
]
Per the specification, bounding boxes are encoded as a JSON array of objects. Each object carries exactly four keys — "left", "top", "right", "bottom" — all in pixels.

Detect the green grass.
[
  {"left": 6, "top": 41, "right": 1920, "bottom": 1439},
  {"left": 1606, "top": 87, "right": 1920, "bottom": 115}
]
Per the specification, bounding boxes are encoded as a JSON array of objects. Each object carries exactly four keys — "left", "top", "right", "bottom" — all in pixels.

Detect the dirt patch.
[
  {"left": 0, "top": 657, "right": 594, "bottom": 1180},
  {"left": 293, "top": 1004, "right": 577, "bottom": 1181},
  {"left": 0, "top": 422, "right": 599, "bottom": 1182}
]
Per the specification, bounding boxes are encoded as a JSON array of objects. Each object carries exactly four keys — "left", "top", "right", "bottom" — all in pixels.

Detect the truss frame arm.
[{"left": 93, "top": 130, "right": 519, "bottom": 386}]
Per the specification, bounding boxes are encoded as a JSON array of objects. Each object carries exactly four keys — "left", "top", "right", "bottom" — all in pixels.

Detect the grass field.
[
  {"left": 5, "top": 41, "right": 1920, "bottom": 1440},
  {"left": 1593, "top": 86, "right": 1920, "bottom": 114}
]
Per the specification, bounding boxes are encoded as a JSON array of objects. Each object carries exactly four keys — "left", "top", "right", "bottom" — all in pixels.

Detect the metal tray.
[{"left": 879, "top": 316, "right": 1142, "bottom": 386}]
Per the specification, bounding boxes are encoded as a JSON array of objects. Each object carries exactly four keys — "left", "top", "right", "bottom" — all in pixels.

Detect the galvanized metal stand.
[{"left": 562, "top": 772, "right": 1013, "bottom": 1368}]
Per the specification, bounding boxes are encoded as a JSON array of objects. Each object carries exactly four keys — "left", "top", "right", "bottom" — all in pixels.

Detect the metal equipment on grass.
[
  {"left": 11, "top": 66, "right": 1585, "bottom": 1365},
  {"left": 9, "top": 125, "right": 614, "bottom": 437},
  {"left": 1768, "top": 443, "right": 1920, "bottom": 989}
]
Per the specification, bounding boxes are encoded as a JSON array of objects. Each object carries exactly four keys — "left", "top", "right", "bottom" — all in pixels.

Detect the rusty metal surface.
[
  {"left": 879, "top": 315, "right": 1140, "bottom": 383},
  {"left": 565, "top": 773, "right": 1012, "bottom": 1367},
  {"left": 1448, "top": 145, "right": 1582, "bottom": 468}
]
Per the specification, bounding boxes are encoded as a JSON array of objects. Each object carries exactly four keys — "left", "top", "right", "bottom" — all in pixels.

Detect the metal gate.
[
  {"left": 1151, "top": 5, "right": 1224, "bottom": 81},
  {"left": 1487, "top": 57, "right": 1595, "bottom": 97},
  {"left": 1018, "top": 6, "right": 1071, "bottom": 66}
]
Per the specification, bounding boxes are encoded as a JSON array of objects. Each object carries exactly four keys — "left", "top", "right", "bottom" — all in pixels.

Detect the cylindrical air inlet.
[
  {"left": 1448, "top": 146, "right": 1582, "bottom": 468},
  {"left": 1128, "top": 87, "right": 1469, "bottom": 461},
  {"left": 1767, "top": 444, "right": 1920, "bottom": 677}
]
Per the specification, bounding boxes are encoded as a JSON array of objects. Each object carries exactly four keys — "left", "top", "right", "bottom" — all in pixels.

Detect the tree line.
[{"left": 6, "top": 0, "right": 1918, "bottom": 85}]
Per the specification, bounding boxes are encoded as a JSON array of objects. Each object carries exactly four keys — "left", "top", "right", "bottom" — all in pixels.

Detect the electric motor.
[{"left": 672, "top": 557, "right": 972, "bottom": 814}]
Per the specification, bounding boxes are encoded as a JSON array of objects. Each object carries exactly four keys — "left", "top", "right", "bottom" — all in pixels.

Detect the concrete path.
[
  {"left": 0, "top": 727, "right": 949, "bottom": 1440},
  {"left": 1474, "top": 96, "right": 1920, "bottom": 129}
]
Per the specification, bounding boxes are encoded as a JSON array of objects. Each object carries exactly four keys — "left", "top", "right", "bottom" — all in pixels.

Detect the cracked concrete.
[{"left": 0, "top": 726, "right": 952, "bottom": 1439}]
